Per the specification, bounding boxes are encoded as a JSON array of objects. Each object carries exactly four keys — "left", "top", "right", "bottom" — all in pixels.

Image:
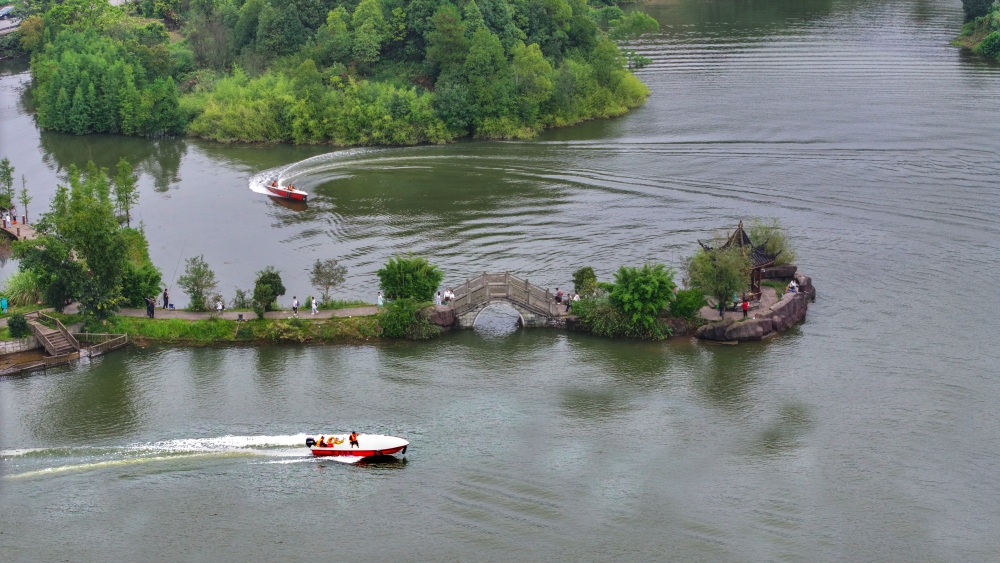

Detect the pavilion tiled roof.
[{"left": 698, "top": 221, "right": 780, "bottom": 269}]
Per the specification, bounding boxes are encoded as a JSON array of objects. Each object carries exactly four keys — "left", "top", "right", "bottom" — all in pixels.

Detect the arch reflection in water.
[{"left": 472, "top": 303, "right": 524, "bottom": 337}]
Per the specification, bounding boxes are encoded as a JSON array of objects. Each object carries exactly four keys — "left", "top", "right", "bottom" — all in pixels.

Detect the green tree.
[
  {"left": 309, "top": 258, "right": 347, "bottom": 304},
  {"left": 113, "top": 158, "right": 139, "bottom": 227},
  {"left": 747, "top": 217, "right": 796, "bottom": 265},
  {"left": 963, "top": 0, "right": 994, "bottom": 22},
  {"left": 609, "top": 263, "right": 676, "bottom": 335},
  {"left": 62, "top": 164, "right": 129, "bottom": 321},
  {"left": 19, "top": 175, "right": 32, "bottom": 224},
  {"left": 0, "top": 158, "right": 13, "bottom": 209},
  {"left": 376, "top": 254, "right": 443, "bottom": 302},
  {"left": 511, "top": 41, "right": 553, "bottom": 123},
  {"left": 352, "top": 0, "right": 386, "bottom": 68},
  {"left": 571, "top": 266, "right": 598, "bottom": 297},
  {"left": 463, "top": 0, "right": 485, "bottom": 35},
  {"left": 254, "top": 265, "right": 286, "bottom": 311},
  {"left": 463, "top": 27, "right": 513, "bottom": 124},
  {"left": 313, "top": 6, "right": 353, "bottom": 65},
  {"left": 425, "top": 3, "right": 468, "bottom": 74},
  {"left": 686, "top": 247, "right": 750, "bottom": 310},
  {"left": 13, "top": 235, "right": 86, "bottom": 311},
  {"left": 176, "top": 255, "right": 217, "bottom": 311}
]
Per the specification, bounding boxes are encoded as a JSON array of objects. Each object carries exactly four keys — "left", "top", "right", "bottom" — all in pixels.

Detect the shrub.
[
  {"left": 377, "top": 298, "right": 439, "bottom": 340},
  {"left": 230, "top": 288, "right": 253, "bottom": 309},
  {"left": 572, "top": 267, "right": 598, "bottom": 297},
  {"left": 573, "top": 297, "right": 671, "bottom": 340},
  {"left": 3, "top": 270, "right": 41, "bottom": 307},
  {"left": 254, "top": 266, "right": 285, "bottom": 312},
  {"left": 252, "top": 283, "right": 270, "bottom": 320},
  {"left": 7, "top": 313, "right": 31, "bottom": 338},
  {"left": 963, "top": 0, "right": 994, "bottom": 21},
  {"left": 235, "top": 324, "right": 254, "bottom": 339},
  {"left": 376, "top": 254, "right": 443, "bottom": 302},
  {"left": 609, "top": 264, "right": 676, "bottom": 334},
  {"left": 975, "top": 30, "right": 1000, "bottom": 59},
  {"left": 670, "top": 289, "right": 706, "bottom": 320}
]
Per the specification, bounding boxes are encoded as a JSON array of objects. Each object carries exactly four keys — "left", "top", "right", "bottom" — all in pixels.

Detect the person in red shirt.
[{"left": 742, "top": 297, "right": 750, "bottom": 318}]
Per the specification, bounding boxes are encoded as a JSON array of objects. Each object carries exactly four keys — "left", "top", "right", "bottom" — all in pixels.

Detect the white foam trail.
[
  {"left": 248, "top": 147, "right": 386, "bottom": 197},
  {"left": 0, "top": 448, "right": 46, "bottom": 457},
  {"left": 4, "top": 452, "right": 253, "bottom": 480},
  {"left": 129, "top": 434, "right": 310, "bottom": 453}
]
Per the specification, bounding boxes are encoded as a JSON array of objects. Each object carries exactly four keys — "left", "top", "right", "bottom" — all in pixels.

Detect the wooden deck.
[{"left": 0, "top": 221, "right": 38, "bottom": 241}]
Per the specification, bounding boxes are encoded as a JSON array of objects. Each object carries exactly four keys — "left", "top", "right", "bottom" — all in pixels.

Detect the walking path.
[
  {"left": 117, "top": 305, "right": 378, "bottom": 320},
  {"left": 698, "top": 286, "right": 780, "bottom": 322},
  {"left": 0, "top": 221, "right": 37, "bottom": 241}
]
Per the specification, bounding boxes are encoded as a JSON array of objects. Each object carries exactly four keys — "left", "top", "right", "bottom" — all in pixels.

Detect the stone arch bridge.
[{"left": 450, "top": 272, "right": 564, "bottom": 328}]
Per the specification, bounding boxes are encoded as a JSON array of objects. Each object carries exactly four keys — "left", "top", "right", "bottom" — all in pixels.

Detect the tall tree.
[
  {"left": 310, "top": 258, "right": 348, "bottom": 304},
  {"left": 176, "top": 255, "right": 218, "bottom": 311},
  {"left": 19, "top": 175, "right": 32, "bottom": 224},
  {"left": 0, "top": 158, "right": 13, "bottom": 210},
  {"left": 113, "top": 158, "right": 139, "bottom": 226},
  {"left": 425, "top": 3, "right": 468, "bottom": 74}
]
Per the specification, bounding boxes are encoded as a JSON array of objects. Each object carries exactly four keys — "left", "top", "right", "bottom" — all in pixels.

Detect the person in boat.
[
  {"left": 317, "top": 436, "right": 326, "bottom": 447},
  {"left": 272, "top": 180, "right": 278, "bottom": 188},
  {"left": 349, "top": 432, "right": 359, "bottom": 448}
]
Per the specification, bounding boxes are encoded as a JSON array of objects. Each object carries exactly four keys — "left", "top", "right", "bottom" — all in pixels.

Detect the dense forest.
[
  {"left": 13, "top": 0, "right": 659, "bottom": 144},
  {"left": 956, "top": 0, "right": 1000, "bottom": 61}
]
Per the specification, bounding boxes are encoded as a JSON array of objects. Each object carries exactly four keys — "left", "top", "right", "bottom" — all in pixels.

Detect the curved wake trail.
[
  {"left": 2, "top": 434, "right": 315, "bottom": 479},
  {"left": 248, "top": 147, "right": 387, "bottom": 196}
]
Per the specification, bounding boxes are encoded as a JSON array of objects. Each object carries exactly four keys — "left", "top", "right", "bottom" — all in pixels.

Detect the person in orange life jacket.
[{"left": 349, "top": 432, "right": 359, "bottom": 448}]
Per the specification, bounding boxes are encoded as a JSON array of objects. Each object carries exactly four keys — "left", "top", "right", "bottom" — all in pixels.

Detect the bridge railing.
[{"left": 451, "top": 272, "right": 559, "bottom": 317}]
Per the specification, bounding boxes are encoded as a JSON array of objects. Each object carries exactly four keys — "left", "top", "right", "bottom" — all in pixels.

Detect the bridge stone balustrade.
[{"left": 450, "top": 272, "right": 562, "bottom": 328}]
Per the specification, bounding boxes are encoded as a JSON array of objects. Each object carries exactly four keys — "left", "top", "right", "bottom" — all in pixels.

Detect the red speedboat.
[
  {"left": 305, "top": 434, "right": 408, "bottom": 458},
  {"left": 266, "top": 181, "right": 308, "bottom": 202}
]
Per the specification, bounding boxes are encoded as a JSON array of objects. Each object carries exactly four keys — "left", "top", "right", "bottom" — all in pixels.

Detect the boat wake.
[
  {"left": 248, "top": 147, "right": 386, "bottom": 197},
  {"left": 2, "top": 434, "right": 315, "bottom": 479}
]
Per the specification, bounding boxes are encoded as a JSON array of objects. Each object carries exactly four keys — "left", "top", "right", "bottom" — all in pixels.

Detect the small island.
[{"left": 3, "top": 0, "right": 660, "bottom": 144}]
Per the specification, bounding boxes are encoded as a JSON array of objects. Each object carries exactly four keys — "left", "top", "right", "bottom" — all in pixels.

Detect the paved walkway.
[
  {"left": 0, "top": 221, "right": 37, "bottom": 241},
  {"left": 118, "top": 305, "right": 378, "bottom": 320},
  {"left": 698, "top": 286, "right": 780, "bottom": 322}
]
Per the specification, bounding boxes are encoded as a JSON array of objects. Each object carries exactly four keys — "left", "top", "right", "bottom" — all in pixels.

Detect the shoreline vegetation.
[
  {"left": 1, "top": 153, "right": 810, "bottom": 351},
  {"left": 6, "top": 0, "right": 660, "bottom": 144},
  {"left": 954, "top": 0, "right": 1000, "bottom": 61}
]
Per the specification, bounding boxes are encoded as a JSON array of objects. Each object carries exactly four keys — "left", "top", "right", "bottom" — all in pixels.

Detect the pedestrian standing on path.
[
  {"left": 718, "top": 300, "right": 725, "bottom": 318},
  {"left": 742, "top": 297, "right": 749, "bottom": 318},
  {"left": 435, "top": 292, "right": 442, "bottom": 306},
  {"left": 145, "top": 297, "right": 154, "bottom": 318},
  {"left": 163, "top": 288, "right": 169, "bottom": 310},
  {"left": 292, "top": 296, "right": 299, "bottom": 316},
  {"left": 311, "top": 296, "right": 318, "bottom": 315},
  {"left": 377, "top": 291, "right": 384, "bottom": 307}
]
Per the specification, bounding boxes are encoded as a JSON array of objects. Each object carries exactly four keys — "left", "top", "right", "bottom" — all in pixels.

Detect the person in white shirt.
[
  {"left": 311, "top": 296, "right": 318, "bottom": 315},
  {"left": 435, "top": 292, "right": 442, "bottom": 305}
]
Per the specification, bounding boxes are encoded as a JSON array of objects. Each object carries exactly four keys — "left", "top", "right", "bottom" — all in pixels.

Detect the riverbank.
[{"left": 953, "top": 5, "right": 1000, "bottom": 60}]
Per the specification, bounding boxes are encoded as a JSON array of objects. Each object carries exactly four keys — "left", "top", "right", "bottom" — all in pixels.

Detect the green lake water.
[{"left": 1, "top": 0, "right": 999, "bottom": 560}]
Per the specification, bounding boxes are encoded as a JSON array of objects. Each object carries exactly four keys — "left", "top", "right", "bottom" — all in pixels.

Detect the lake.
[{"left": 1, "top": 0, "right": 999, "bottom": 560}]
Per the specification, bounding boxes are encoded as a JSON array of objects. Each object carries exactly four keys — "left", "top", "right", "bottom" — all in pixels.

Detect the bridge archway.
[
  {"left": 471, "top": 302, "right": 525, "bottom": 333},
  {"left": 450, "top": 272, "right": 561, "bottom": 329}
]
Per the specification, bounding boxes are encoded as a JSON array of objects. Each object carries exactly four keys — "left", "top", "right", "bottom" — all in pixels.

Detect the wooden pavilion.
[{"left": 698, "top": 221, "right": 780, "bottom": 299}]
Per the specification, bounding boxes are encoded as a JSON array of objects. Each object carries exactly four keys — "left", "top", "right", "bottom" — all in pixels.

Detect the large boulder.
[
  {"left": 793, "top": 273, "right": 816, "bottom": 301},
  {"left": 761, "top": 264, "right": 797, "bottom": 279},
  {"left": 426, "top": 305, "right": 456, "bottom": 327},
  {"left": 723, "top": 317, "right": 773, "bottom": 341},
  {"left": 695, "top": 318, "right": 736, "bottom": 341},
  {"left": 766, "top": 291, "right": 809, "bottom": 332}
]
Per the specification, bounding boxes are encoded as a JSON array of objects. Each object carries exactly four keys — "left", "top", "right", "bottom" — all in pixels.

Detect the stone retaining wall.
[
  {"left": 695, "top": 273, "right": 816, "bottom": 342},
  {"left": 0, "top": 336, "right": 41, "bottom": 355}
]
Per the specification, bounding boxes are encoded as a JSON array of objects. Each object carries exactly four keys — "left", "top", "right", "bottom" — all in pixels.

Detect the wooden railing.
[
  {"left": 28, "top": 321, "right": 59, "bottom": 357},
  {"left": 451, "top": 272, "right": 560, "bottom": 317},
  {"left": 37, "top": 312, "right": 80, "bottom": 351},
  {"left": 74, "top": 333, "right": 129, "bottom": 357}
]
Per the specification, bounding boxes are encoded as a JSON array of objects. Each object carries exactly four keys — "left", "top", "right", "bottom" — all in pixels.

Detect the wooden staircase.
[{"left": 27, "top": 313, "right": 80, "bottom": 357}]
